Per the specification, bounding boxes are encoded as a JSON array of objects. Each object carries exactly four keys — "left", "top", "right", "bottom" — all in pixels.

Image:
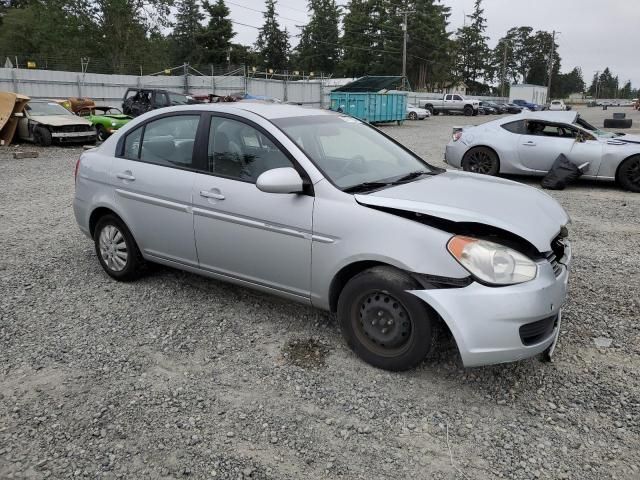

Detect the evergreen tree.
[
  {"left": 171, "top": 0, "right": 204, "bottom": 65},
  {"left": 340, "top": 0, "right": 372, "bottom": 77},
  {"left": 295, "top": 0, "right": 340, "bottom": 73},
  {"left": 255, "top": 0, "right": 289, "bottom": 71},
  {"left": 454, "top": 0, "right": 490, "bottom": 90},
  {"left": 406, "top": 0, "right": 452, "bottom": 90},
  {"left": 525, "top": 30, "right": 560, "bottom": 86},
  {"left": 199, "top": 0, "right": 235, "bottom": 65}
]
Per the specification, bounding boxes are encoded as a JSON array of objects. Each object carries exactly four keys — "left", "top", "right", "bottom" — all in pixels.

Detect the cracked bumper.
[{"left": 410, "top": 246, "right": 571, "bottom": 367}]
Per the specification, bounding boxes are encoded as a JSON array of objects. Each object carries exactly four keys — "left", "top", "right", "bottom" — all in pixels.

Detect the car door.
[
  {"left": 517, "top": 120, "right": 575, "bottom": 172},
  {"left": 112, "top": 113, "right": 202, "bottom": 266},
  {"left": 567, "top": 129, "right": 603, "bottom": 177},
  {"left": 191, "top": 114, "right": 314, "bottom": 300}
]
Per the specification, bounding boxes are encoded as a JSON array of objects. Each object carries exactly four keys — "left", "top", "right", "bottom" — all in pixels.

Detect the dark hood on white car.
[{"left": 355, "top": 171, "right": 569, "bottom": 252}]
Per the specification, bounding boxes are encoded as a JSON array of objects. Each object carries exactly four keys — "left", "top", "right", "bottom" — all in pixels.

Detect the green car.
[{"left": 77, "top": 106, "right": 132, "bottom": 141}]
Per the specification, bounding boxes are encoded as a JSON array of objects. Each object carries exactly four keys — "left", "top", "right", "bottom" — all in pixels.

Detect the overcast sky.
[{"left": 228, "top": 0, "right": 640, "bottom": 87}]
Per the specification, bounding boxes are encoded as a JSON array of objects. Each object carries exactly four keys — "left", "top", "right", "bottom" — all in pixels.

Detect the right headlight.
[{"left": 447, "top": 235, "right": 537, "bottom": 285}]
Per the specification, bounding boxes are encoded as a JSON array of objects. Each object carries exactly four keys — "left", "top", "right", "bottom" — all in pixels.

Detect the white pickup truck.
[{"left": 420, "top": 94, "right": 480, "bottom": 116}]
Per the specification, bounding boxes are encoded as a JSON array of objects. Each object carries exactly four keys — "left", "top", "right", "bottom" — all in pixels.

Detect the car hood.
[
  {"left": 355, "top": 171, "right": 569, "bottom": 252},
  {"left": 31, "top": 115, "right": 92, "bottom": 127}
]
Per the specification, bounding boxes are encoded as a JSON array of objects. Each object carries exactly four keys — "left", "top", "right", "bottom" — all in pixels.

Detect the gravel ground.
[{"left": 1, "top": 105, "right": 639, "bottom": 480}]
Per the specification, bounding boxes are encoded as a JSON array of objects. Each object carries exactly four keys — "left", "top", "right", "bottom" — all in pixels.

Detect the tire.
[
  {"left": 461, "top": 147, "right": 500, "bottom": 175},
  {"left": 34, "top": 125, "right": 52, "bottom": 147},
  {"left": 617, "top": 155, "right": 640, "bottom": 193},
  {"left": 94, "top": 214, "right": 145, "bottom": 281},
  {"left": 425, "top": 105, "right": 434, "bottom": 115},
  {"left": 337, "top": 266, "right": 435, "bottom": 371},
  {"left": 96, "top": 125, "right": 109, "bottom": 142},
  {"left": 604, "top": 118, "right": 632, "bottom": 129},
  {"left": 408, "top": 111, "right": 418, "bottom": 120},
  {"left": 463, "top": 105, "right": 473, "bottom": 116}
]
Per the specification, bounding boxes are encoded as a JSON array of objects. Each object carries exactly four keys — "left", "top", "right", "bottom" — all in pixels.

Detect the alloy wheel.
[
  {"left": 98, "top": 224, "right": 128, "bottom": 272},
  {"left": 466, "top": 150, "right": 495, "bottom": 174},
  {"left": 625, "top": 158, "right": 640, "bottom": 187}
]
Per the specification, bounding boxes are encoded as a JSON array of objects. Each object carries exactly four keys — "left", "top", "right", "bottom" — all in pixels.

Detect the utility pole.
[
  {"left": 546, "top": 30, "right": 556, "bottom": 101},
  {"left": 501, "top": 42, "right": 508, "bottom": 98},
  {"left": 594, "top": 70, "right": 600, "bottom": 102},
  {"left": 399, "top": 10, "right": 414, "bottom": 90}
]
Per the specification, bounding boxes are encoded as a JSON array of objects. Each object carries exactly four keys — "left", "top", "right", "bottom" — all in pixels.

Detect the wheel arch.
[
  {"left": 462, "top": 144, "right": 501, "bottom": 173},
  {"left": 614, "top": 153, "right": 640, "bottom": 183},
  {"left": 89, "top": 206, "right": 126, "bottom": 237},
  {"left": 328, "top": 260, "right": 390, "bottom": 313}
]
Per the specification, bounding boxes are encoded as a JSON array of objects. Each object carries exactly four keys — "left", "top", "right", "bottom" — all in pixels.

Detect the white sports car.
[{"left": 444, "top": 111, "right": 640, "bottom": 192}]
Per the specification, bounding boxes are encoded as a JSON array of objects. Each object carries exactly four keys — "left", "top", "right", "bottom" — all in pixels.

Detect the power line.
[
  {"left": 226, "top": 0, "right": 306, "bottom": 24},
  {"left": 230, "top": 20, "right": 402, "bottom": 57}
]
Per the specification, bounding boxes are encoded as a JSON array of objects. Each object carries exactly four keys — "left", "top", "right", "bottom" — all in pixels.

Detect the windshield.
[
  {"left": 273, "top": 115, "right": 437, "bottom": 190},
  {"left": 26, "top": 102, "right": 70, "bottom": 116},
  {"left": 168, "top": 93, "right": 190, "bottom": 105},
  {"left": 574, "top": 116, "right": 621, "bottom": 138}
]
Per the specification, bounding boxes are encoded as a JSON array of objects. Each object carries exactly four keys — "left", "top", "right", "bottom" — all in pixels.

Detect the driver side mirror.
[{"left": 256, "top": 167, "right": 304, "bottom": 194}]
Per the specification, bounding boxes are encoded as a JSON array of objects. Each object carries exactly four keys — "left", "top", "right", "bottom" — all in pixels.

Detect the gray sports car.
[{"left": 445, "top": 111, "right": 640, "bottom": 192}]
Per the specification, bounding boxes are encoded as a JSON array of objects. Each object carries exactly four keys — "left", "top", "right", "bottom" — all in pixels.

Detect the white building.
[{"left": 509, "top": 84, "right": 548, "bottom": 105}]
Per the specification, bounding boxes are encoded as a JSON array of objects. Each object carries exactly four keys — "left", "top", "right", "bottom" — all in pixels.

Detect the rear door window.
[
  {"left": 501, "top": 120, "right": 526, "bottom": 134},
  {"left": 122, "top": 115, "right": 200, "bottom": 167}
]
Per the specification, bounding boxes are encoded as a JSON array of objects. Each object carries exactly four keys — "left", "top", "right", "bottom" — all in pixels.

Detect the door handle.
[
  {"left": 200, "top": 190, "right": 225, "bottom": 200},
  {"left": 116, "top": 171, "right": 135, "bottom": 181},
  {"left": 522, "top": 141, "right": 536, "bottom": 146}
]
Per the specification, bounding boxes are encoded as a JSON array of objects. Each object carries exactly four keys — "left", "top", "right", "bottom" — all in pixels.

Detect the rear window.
[{"left": 501, "top": 120, "right": 526, "bottom": 134}]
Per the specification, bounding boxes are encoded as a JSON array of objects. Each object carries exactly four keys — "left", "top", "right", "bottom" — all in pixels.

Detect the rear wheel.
[
  {"left": 462, "top": 147, "right": 500, "bottom": 175},
  {"left": 34, "top": 125, "right": 52, "bottom": 146},
  {"left": 617, "top": 155, "right": 640, "bottom": 192},
  {"left": 408, "top": 111, "right": 418, "bottom": 120},
  {"left": 425, "top": 105, "right": 434, "bottom": 115},
  {"left": 337, "top": 266, "right": 435, "bottom": 371},
  {"left": 94, "top": 215, "right": 145, "bottom": 281}
]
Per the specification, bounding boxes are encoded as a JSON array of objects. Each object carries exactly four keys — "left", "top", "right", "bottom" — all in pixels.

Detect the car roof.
[
  {"left": 496, "top": 110, "right": 577, "bottom": 124},
  {"left": 153, "top": 102, "right": 338, "bottom": 120}
]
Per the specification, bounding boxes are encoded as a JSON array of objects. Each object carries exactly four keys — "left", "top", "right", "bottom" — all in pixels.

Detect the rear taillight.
[
  {"left": 74, "top": 157, "right": 81, "bottom": 184},
  {"left": 452, "top": 128, "right": 463, "bottom": 142}
]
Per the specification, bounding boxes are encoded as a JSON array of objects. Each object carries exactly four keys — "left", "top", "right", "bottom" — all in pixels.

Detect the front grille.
[
  {"left": 544, "top": 233, "right": 567, "bottom": 277},
  {"left": 519, "top": 315, "right": 558, "bottom": 346},
  {"left": 60, "top": 125, "right": 92, "bottom": 133},
  {"left": 545, "top": 251, "right": 563, "bottom": 277}
]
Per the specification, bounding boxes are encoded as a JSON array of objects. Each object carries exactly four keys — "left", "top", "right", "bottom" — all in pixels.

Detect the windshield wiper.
[
  {"left": 391, "top": 170, "right": 433, "bottom": 183},
  {"left": 343, "top": 181, "right": 390, "bottom": 193}
]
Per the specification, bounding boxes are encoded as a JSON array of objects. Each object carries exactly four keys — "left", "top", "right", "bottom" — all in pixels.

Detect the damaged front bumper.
[{"left": 410, "top": 242, "right": 571, "bottom": 367}]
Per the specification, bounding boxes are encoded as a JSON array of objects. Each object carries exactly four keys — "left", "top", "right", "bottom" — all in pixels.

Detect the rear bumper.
[
  {"left": 444, "top": 142, "right": 465, "bottom": 168},
  {"left": 410, "top": 244, "right": 571, "bottom": 367}
]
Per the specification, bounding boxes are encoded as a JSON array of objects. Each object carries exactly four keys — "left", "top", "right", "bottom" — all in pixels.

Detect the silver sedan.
[
  {"left": 75, "top": 103, "right": 571, "bottom": 370},
  {"left": 445, "top": 111, "right": 640, "bottom": 192}
]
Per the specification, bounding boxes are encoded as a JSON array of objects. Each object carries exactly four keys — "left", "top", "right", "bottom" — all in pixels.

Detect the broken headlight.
[{"left": 447, "top": 236, "right": 537, "bottom": 285}]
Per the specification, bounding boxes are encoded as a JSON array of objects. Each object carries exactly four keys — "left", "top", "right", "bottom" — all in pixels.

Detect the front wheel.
[
  {"left": 337, "top": 266, "right": 435, "bottom": 371},
  {"left": 464, "top": 105, "right": 473, "bottom": 116},
  {"left": 408, "top": 111, "right": 418, "bottom": 120},
  {"left": 96, "top": 125, "right": 109, "bottom": 142},
  {"left": 34, "top": 125, "right": 52, "bottom": 146},
  {"left": 94, "top": 215, "right": 145, "bottom": 281},
  {"left": 617, "top": 155, "right": 640, "bottom": 192},
  {"left": 461, "top": 147, "right": 500, "bottom": 175}
]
